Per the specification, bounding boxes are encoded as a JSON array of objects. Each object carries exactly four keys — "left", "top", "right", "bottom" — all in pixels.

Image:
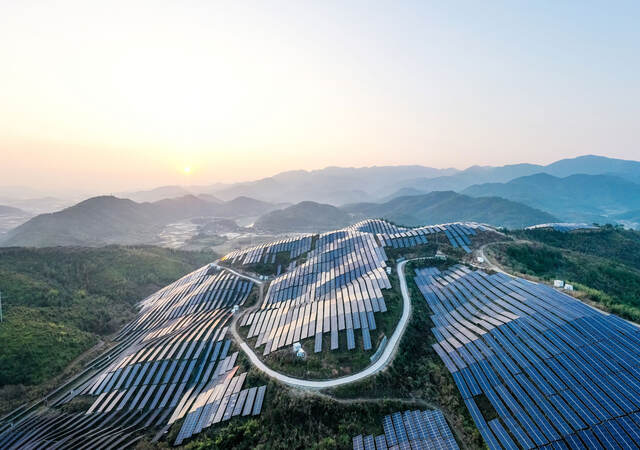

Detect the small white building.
[
  {"left": 232, "top": 305, "right": 239, "bottom": 314},
  {"left": 564, "top": 284, "right": 574, "bottom": 291},
  {"left": 386, "top": 267, "right": 392, "bottom": 275},
  {"left": 553, "top": 280, "right": 564, "bottom": 288},
  {"left": 293, "top": 342, "right": 302, "bottom": 352},
  {"left": 296, "top": 348, "right": 306, "bottom": 359},
  {"left": 435, "top": 251, "right": 446, "bottom": 260},
  {"left": 476, "top": 256, "right": 485, "bottom": 263}
]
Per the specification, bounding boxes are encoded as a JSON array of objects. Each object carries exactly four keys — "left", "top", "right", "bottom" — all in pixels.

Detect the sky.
[{"left": 1, "top": 0, "right": 639, "bottom": 193}]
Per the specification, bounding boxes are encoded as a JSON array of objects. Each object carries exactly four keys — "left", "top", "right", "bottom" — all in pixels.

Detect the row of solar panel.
[
  {"left": 0, "top": 266, "right": 264, "bottom": 448},
  {"left": 353, "top": 409, "right": 459, "bottom": 450},
  {"left": 242, "top": 228, "right": 392, "bottom": 354},
  {"left": 416, "top": 264, "right": 640, "bottom": 449},
  {"left": 0, "top": 409, "right": 151, "bottom": 450},
  {"left": 222, "top": 234, "right": 314, "bottom": 265}
]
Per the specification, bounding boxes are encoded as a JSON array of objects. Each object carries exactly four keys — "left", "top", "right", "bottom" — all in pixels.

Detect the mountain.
[
  {"left": 2, "top": 195, "right": 278, "bottom": 247},
  {"left": 543, "top": 154, "right": 640, "bottom": 178},
  {"left": 210, "top": 165, "right": 458, "bottom": 205},
  {"left": 119, "top": 185, "right": 193, "bottom": 203},
  {"left": 462, "top": 173, "right": 640, "bottom": 223},
  {"left": 0, "top": 205, "right": 32, "bottom": 239},
  {"left": 0, "top": 205, "right": 26, "bottom": 216},
  {"left": 254, "top": 201, "right": 354, "bottom": 233},
  {"left": 613, "top": 210, "right": 640, "bottom": 230},
  {"left": 342, "top": 191, "right": 557, "bottom": 229},
  {"left": 0, "top": 196, "right": 75, "bottom": 214},
  {"left": 395, "top": 155, "right": 640, "bottom": 198}
]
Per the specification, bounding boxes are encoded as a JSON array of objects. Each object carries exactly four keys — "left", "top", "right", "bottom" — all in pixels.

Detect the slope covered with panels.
[
  {"left": 0, "top": 264, "right": 266, "bottom": 449},
  {"left": 416, "top": 264, "right": 640, "bottom": 449},
  {"left": 221, "top": 234, "right": 314, "bottom": 265},
  {"left": 242, "top": 228, "right": 391, "bottom": 354},
  {"left": 352, "top": 409, "right": 459, "bottom": 450},
  {"left": 349, "top": 219, "right": 489, "bottom": 253}
]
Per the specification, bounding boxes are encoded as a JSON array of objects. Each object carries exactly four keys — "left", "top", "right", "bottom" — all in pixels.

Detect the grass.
[
  {"left": 238, "top": 272, "right": 403, "bottom": 380},
  {"left": 0, "top": 246, "right": 217, "bottom": 414},
  {"left": 488, "top": 240, "right": 640, "bottom": 323},
  {"left": 328, "top": 258, "right": 485, "bottom": 449}
]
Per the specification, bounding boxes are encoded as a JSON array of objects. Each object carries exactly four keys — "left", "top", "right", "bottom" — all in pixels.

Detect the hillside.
[
  {"left": 342, "top": 191, "right": 557, "bottom": 228},
  {"left": 0, "top": 246, "right": 216, "bottom": 411},
  {"left": 2, "top": 195, "right": 277, "bottom": 247},
  {"left": 489, "top": 229, "right": 640, "bottom": 323},
  {"left": 0, "top": 205, "right": 26, "bottom": 216},
  {"left": 254, "top": 201, "right": 354, "bottom": 232},
  {"left": 462, "top": 173, "right": 640, "bottom": 222}
]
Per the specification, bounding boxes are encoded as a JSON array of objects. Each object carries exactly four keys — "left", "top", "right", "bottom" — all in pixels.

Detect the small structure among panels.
[
  {"left": 352, "top": 409, "right": 459, "bottom": 450},
  {"left": 416, "top": 264, "right": 640, "bottom": 449}
]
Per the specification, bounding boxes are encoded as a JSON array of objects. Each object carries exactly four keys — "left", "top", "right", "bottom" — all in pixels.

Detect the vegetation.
[
  {"left": 142, "top": 352, "right": 455, "bottom": 450},
  {"left": 489, "top": 233, "right": 640, "bottom": 323},
  {"left": 509, "top": 225, "right": 640, "bottom": 271},
  {"left": 0, "top": 246, "right": 216, "bottom": 395},
  {"left": 328, "top": 259, "right": 484, "bottom": 448},
  {"left": 342, "top": 191, "right": 557, "bottom": 228},
  {"left": 239, "top": 271, "right": 403, "bottom": 380}
]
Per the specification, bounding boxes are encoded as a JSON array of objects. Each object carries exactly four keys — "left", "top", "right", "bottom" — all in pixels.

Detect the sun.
[{"left": 183, "top": 166, "right": 191, "bottom": 175}]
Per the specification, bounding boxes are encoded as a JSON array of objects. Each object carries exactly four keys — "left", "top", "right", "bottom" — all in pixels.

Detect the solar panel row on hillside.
[
  {"left": 352, "top": 409, "right": 459, "bottom": 450},
  {"left": 242, "top": 228, "right": 391, "bottom": 355},
  {"left": 221, "top": 234, "right": 314, "bottom": 265},
  {"left": 349, "top": 219, "right": 487, "bottom": 253},
  {"left": 416, "top": 264, "right": 640, "bottom": 449},
  {"left": 0, "top": 264, "right": 266, "bottom": 448},
  {"left": 0, "top": 408, "right": 151, "bottom": 449}
]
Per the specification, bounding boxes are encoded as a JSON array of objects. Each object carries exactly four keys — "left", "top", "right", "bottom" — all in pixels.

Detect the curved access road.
[{"left": 223, "top": 258, "right": 421, "bottom": 389}]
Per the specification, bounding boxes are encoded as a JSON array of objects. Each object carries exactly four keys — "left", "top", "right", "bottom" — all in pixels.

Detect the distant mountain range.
[
  {"left": 256, "top": 192, "right": 557, "bottom": 232},
  {"left": 2, "top": 195, "right": 278, "bottom": 247},
  {"left": 206, "top": 165, "right": 458, "bottom": 205},
  {"left": 462, "top": 173, "right": 640, "bottom": 223},
  {"left": 0, "top": 205, "right": 26, "bottom": 216},
  {"left": 3, "top": 154, "right": 640, "bottom": 245},
  {"left": 342, "top": 191, "right": 557, "bottom": 229}
]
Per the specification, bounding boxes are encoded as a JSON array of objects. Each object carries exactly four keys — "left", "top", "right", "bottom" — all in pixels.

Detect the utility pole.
[{"left": 0, "top": 290, "right": 3, "bottom": 322}]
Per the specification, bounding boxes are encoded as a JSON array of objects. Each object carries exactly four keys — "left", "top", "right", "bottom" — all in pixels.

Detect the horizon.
[
  {"left": 1, "top": 153, "right": 638, "bottom": 199},
  {"left": 2, "top": 2, "right": 639, "bottom": 193}
]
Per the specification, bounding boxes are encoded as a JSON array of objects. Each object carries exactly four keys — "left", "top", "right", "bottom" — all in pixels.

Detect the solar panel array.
[
  {"left": 0, "top": 264, "right": 266, "bottom": 449},
  {"left": 221, "top": 234, "right": 314, "bottom": 265},
  {"left": 349, "top": 219, "right": 488, "bottom": 253},
  {"left": 0, "top": 410, "right": 148, "bottom": 450},
  {"left": 241, "top": 228, "right": 391, "bottom": 354},
  {"left": 416, "top": 264, "right": 640, "bottom": 449},
  {"left": 525, "top": 223, "right": 599, "bottom": 233},
  {"left": 352, "top": 409, "right": 459, "bottom": 450}
]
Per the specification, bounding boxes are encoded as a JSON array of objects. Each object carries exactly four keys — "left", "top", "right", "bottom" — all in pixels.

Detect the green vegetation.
[
  {"left": 489, "top": 234, "right": 640, "bottom": 323},
  {"left": 0, "top": 246, "right": 216, "bottom": 391},
  {"left": 510, "top": 225, "right": 640, "bottom": 271},
  {"left": 328, "top": 259, "right": 484, "bottom": 448},
  {"left": 343, "top": 191, "right": 557, "bottom": 228},
  {"left": 239, "top": 271, "right": 403, "bottom": 380}
]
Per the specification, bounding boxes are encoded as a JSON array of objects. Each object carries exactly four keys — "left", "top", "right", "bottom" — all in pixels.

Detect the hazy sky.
[{"left": 1, "top": 1, "right": 639, "bottom": 193}]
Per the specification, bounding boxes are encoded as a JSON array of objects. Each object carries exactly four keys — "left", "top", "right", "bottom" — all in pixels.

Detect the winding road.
[{"left": 220, "top": 259, "right": 420, "bottom": 389}]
